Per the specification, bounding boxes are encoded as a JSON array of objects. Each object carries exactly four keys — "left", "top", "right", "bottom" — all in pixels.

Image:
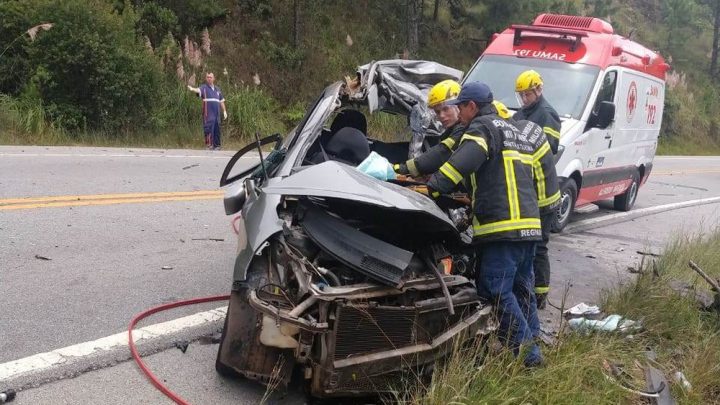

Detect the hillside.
[{"left": 1, "top": 0, "right": 719, "bottom": 154}]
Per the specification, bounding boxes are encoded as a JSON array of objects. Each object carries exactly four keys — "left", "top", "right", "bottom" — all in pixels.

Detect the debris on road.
[
  {"left": 182, "top": 163, "right": 199, "bottom": 170},
  {"left": 191, "top": 238, "right": 224, "bottom": 242},
  {"left": 0, "top": 389, "right": 16, "bottom": 403},
  {"left": 569, "top": 314, "right": 641, "bottom": 333},
  {"left": 644, "top": 365, "right": 676, "bottom": 405},
  {"left": 586, "top": 254, "right": 597, "bottom": 259},
  {"left": 668, "top": 280, "right": 716, "bottom": 309},
  {"left": 564, "top": 303, "right": 601, "bottom": 317},
  {"left": 174, "top": 341, "right": 190, "bottom": 353},
  {"left": 602, "top": 360, "right": 665, "bottom": 399},
  {"left": 673, "top": 371, "right": 692, "bottom": 391},
  {"left": 34, "top": 254, "right": 51, "bottom": 261},
  {"left": 637, "top": 250, "right": 662, "bottom": 257},
  {"left": 687, "top": 261, "right": 720, "bottom": 312},
  {"left": 161, "top": 266, "right": 174, "bottom": 270},
  {"left": 688, "top": 260, "right": 720, "bottom": 292}
]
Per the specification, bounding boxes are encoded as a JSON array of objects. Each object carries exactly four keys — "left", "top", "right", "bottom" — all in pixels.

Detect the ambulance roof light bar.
[{"left": 511, "top": 24, "right": 588, "bottom": 52}]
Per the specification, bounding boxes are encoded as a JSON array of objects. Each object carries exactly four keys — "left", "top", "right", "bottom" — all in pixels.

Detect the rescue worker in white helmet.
[
  {"left": 513, "top": 70, "right": 562, "bottom": 309},
  {"left": 393, "top": 80, "right": 465, "bottom": 176},
  {"left": 422, "top": 81, "right": 544, "bottom": 367}
]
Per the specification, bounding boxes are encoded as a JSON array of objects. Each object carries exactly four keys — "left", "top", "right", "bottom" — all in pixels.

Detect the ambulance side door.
[{"left": 582, "top": 69, "right": 618, "bottom": 183}]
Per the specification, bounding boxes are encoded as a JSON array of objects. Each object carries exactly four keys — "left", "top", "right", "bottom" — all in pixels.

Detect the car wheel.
[
  {"left": 613, "top": 170, "right": 640, "bottom": 212},
  {"left": 551, "top": 178, "right": 578, "bottom": 233}
]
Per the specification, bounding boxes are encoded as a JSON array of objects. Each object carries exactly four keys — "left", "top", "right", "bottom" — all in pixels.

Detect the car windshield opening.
[{"left": 463, "top": 55, "right": 600, "bottom": 119}]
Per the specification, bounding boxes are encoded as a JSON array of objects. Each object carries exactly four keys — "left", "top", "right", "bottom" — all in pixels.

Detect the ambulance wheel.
[
  {"left": 551, "top": 178, "right": 577, "bottom": 233},
  {"left": 613, "top": 171, "right": 639, "bottom": 212}
]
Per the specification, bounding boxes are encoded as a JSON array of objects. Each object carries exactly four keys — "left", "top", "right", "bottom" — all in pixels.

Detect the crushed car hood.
[
  {"left": 350, "top": 60, "right": 463, "bottom": 114},
  {"left": 262, "top": 161, "right": 456, "bottom": 231}
]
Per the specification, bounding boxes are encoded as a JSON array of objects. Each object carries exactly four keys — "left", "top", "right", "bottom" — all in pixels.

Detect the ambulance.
[{"left": 462, "top": 14, "right": 669, "bottom": 231}]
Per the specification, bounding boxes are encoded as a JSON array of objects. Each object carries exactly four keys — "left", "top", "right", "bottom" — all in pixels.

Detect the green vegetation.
[
  {"left": 1, "top": 0, "right": 719, "bottom": 152},
  {"left": 413, "top": 230, "right": 720, "bottom": 404}
]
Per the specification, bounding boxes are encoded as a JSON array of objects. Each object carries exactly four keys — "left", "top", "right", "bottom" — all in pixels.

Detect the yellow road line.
[{"left": 0, "top": 190, "right": 223, "bottom": 211}]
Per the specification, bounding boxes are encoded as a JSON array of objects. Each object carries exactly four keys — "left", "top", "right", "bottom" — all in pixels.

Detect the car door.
[{"left": 578, "top": 69, "right": 622, "bottom": 201}]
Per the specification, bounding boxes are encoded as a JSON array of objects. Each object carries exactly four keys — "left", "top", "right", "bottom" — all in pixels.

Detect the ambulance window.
[{"left": 593, "top": 71, "right": 617, "bottom": 113}]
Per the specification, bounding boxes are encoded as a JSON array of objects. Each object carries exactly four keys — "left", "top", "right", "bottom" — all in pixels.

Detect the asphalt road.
[{"left": 1, "top": 146, "right": 719, "bottom": 404}]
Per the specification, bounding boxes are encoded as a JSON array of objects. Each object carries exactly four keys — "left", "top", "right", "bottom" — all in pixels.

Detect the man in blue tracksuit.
[{"left": 188, "top": 72, "right": 227, "bottom": 150}]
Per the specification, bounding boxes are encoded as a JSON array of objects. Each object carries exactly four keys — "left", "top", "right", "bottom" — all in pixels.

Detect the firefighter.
[
  {"left": 513, "top": 70, "right": 562, "bottom": 309},
  {"left": 393, "top": 80, "right": 464, "bottom": 177},
  {"left": 423, "top": 81, "right": 544, "bottom": 367}
]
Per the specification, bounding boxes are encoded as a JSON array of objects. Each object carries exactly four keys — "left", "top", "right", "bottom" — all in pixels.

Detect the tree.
[
  {"left": 710, "top": 0, "right": 720, "bottom": 76},
  {"left": 406, "top": 0, "right": 421, "bottom": 57},
  {"left": 137, "top": 2, "right": 179, "bottom": 47},
  {"left": 28, "top": 0, "right": 163, "bottom": 130},
  {"left": 293, "top": 0, "right": 301, "bottom": 49},
  {"left": 0, "top": 1, "right": 34, "bottom": 95}
]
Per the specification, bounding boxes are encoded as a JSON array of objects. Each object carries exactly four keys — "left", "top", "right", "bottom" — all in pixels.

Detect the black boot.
[{"left": 536, "top": 293, "right": 548, "bottom": 310}]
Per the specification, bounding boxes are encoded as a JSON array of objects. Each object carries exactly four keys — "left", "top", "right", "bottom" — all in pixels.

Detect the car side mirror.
[{"left": 593, "top": 101, "right": 615, "bottom": 129}]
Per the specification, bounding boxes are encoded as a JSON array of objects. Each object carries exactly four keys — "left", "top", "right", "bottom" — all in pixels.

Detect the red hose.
[{"left": 128, "top": 295, "right": 230, "bottom": 405}]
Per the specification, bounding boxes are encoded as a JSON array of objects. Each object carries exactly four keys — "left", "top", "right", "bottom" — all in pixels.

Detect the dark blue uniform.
[{"left": 199, "top": 84, "right": 225, "bottom": 148}]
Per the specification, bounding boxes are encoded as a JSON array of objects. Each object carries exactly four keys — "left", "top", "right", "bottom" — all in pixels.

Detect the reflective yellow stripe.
[
  {"left": 544, "top": 126, "right": 561, "bottom": 140},
  {"left": 503, "top": 157, "right": 519, "bottom": 220},
  {"left": 441, "top": 137, "right": 456, "bottom": 150},
  {"left": 406, "top": 159, "right": 420, "bottom": 177},
  {"left": 533, "top": 142, "right": 551, "bottom": 162},
  {"left": 472, "top": 217, "right": 541, "bottom": 236},
  {"left": 539, "top": 190, "right": 561, "bottom": 208},
  {"left": 535, "top": 286, "right": 550, "bottom": 294},
  {"left": 503, "top": 149, "right": 533, "bottom": 165},
  {"left": 439, "top": 162, "right": 463, "bottom": 184},
  {"left": 460, "top": 134, "right": 488, "bottom": 153},
  {"left": 534, "top": 161, "right": 546, "bottom": 200},
  {"left": 470, "top": 173, "right": 477, "bottom": 210}
]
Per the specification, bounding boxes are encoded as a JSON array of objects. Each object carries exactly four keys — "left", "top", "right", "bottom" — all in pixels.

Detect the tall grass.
[{"left": 415, "top": 230, "right": 720, "bottom": 404}]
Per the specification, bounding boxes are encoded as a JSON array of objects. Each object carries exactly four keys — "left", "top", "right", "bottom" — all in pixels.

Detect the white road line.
[
  {"left": 654, "top": 156, "right": 720, "bottom": 160},
  {"left": 0, "top": 153, "right": 253, "bottom": 159},
  {"left": 0, "top": 306, "right": 226, "bottom": 382},
  {"left": 566, "top": 196, "right": 720, "bottom": 233}
]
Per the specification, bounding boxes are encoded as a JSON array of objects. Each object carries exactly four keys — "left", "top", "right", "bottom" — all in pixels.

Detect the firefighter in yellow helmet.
[
  {"left": 513, "top": 69, "right": 562, "bottom": 310},
  {"left": 393, "top": 80, "right": 464, "bottom": 177}
]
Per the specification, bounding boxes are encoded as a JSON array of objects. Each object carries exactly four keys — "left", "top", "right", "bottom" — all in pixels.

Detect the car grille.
[
  {"left": 334, "top": 306, "right": 416, "bottom": 360},
  {"left": 333, "top": 303, "right": 474, "bottom": 360}
]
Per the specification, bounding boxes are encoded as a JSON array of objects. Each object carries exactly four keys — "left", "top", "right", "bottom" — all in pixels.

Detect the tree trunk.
[
  {"left": 293, "top": 0, "right": 301, "bottom": 49},
  {"left": 433, "top": 0, "right": 440, "bottom": 21},
  {"left": 711, "top": 0, "right": 720, "bottom": 77},
  {"left": 406, "top": 0, "right": 420, "bottom": 57}
]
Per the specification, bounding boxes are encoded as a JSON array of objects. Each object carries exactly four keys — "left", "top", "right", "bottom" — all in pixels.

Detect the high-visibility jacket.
[
  {"left": 427, "top": 105, "right": 542, "bottom": 243},
  {"left": 404, "top": 124, "right": 464, "bottom": 176},
  {"left": 512, "top": 119, "right": 561, "bottom": 214},
  {"left": 512, "top": 95, "right": 561, "bottom": 154}
]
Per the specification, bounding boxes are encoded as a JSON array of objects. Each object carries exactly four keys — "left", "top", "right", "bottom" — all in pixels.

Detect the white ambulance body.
[{"left": 462, "top": 14, "right": 669, "bottom": 231}]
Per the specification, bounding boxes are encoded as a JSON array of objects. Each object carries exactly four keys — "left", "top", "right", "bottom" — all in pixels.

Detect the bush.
[
  {"left": 25, "top": 0, "right": 164, "bottom": 132},
  {"left": 223, "top": 86, "right": 287, "bottom": 141}
]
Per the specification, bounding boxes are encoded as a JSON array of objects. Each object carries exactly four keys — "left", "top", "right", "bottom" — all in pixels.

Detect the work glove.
[
  {"left": 223, "top": 110, "right": 228, "bottom": 120},
  {"left": 408, "top": 185, "right": 440, "bottom": 199},
  {"left": 393, "top": 163, "right": 409, "bottom": 175}
]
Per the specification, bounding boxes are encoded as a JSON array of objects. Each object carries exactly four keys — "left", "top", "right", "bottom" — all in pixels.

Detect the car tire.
[
  {"left": 613, "top": 170, "right": 640, "bottom": 212},
  {"left": 551, "top": 178, "right": 578, "bottom": 233}
]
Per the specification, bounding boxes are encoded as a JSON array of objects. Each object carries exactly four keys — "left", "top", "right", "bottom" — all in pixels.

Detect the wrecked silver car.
[{"left": 215, "top": 60, "right": 493, "bottom": 399}]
